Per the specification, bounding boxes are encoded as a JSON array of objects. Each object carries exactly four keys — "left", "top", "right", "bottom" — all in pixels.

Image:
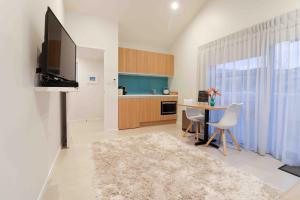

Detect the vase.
[{"left": 210, "top": 98, "right": 215, "bottom": 107}]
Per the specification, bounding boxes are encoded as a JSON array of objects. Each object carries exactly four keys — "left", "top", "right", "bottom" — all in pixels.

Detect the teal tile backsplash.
[{"left": 119, "top": 75, "right": 168, "bottom": 94}]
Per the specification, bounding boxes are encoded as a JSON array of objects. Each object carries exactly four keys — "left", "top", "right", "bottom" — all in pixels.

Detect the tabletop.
[{"left": 178, "top": 102, "right": 227, "bottom": 111}]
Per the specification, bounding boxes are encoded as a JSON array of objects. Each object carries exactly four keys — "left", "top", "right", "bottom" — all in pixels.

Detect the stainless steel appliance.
[
  {"left": 161, "top": 101, "right": 177, "bottom": 115},
  {"left": 163, "top": 87, "right": 170, "bottom": 95}
]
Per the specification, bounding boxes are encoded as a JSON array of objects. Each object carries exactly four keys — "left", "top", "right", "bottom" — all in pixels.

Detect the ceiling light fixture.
[{"left": 171, "top": 1, "right": 179, "bottom": 11}]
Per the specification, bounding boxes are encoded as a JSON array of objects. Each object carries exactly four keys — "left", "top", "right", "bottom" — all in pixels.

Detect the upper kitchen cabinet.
[
  {"left": 136, "top": 50, "right": 148, "bottom": 74},
  {"left": 165, "top": 55, "right": 174, "bottom": 77},
  {"left": 119, "top": 48, "right": 137, "bottom": 73},
  {"left": 118, "top": 47, "right": 174, "bottom": 77}
]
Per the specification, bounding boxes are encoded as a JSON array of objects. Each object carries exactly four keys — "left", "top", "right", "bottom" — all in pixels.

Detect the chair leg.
[
  {"left": 182, "top": 121, "right": 192, "bottom": 137},
  {"left": 205, "top": 128, "right": 219, "bottom": 147},
  {"left": 221, "top": 130, "right": 227, "bottom": 156},
  {"left": 227, "top": 129, "right": 241, "bottom": 151}
]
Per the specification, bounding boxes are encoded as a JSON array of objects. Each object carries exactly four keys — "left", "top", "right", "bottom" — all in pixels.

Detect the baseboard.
[{"left": 36, "top": 147, "right": 61, "bottom": 200}]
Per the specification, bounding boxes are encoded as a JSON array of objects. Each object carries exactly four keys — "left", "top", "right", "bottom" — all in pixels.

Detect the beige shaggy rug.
[{"left": 92, "top": 133, "right": 279, "bottom": 200}]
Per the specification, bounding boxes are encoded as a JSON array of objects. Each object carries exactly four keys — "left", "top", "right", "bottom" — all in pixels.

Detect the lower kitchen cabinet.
[
  {"left": 118, "top": 96, "right": 178, "bottom": 130},
  {"left": 118, "top": 98, "right": 140, "bottom": 130}
]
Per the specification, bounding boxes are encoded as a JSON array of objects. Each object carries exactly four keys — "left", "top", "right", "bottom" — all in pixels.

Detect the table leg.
[
  {"left": 204, "top": 109, "right": 209, "bottom": 142},
  {"left": 195, "top": 109, "right": 219, "bottom": 148}
]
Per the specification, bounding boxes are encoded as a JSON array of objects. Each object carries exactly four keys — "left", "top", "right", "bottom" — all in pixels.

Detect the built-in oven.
[{"left": 161, "top": 101, "right": 177, "bottom": 115}]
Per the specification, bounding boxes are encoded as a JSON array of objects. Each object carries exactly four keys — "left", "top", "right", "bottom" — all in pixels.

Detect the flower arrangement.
[{"left": 207, "top": 87, "right": 221, "bottom": 106}]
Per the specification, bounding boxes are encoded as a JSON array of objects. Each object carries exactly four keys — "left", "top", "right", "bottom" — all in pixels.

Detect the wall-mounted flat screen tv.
[{"left": 40, "top": 7, "right": 77, "bottom": 82}]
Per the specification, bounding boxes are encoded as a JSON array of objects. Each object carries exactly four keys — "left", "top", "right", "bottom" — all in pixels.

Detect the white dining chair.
[
  {"left": 182, "top": 99, "right": 205, "bottom": 141},
  {"left": 205, "top": 103, "right": 243, "bottom": 156}
]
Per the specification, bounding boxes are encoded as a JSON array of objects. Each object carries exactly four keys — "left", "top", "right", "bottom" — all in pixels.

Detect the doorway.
[{"left": 67, "top": 47, "right": 105, "bottom": 141}]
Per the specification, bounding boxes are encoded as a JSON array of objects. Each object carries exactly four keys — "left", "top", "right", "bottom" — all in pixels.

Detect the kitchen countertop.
[{"left": 118, "top": 94, "right": 178, "bottom": 98}]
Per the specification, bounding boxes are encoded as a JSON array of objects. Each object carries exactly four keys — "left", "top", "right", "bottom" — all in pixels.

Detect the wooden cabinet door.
[
  {"left": 118, "top": 47, "right": 126, "bottom": 72},
  {"left": 145, "top": 51, "right": 156, "bottom": 74},
  {"left": 152, "top": 53, "right": 162, "bottom": 75},
  {"left": 166, "top": 55, "right": 174, "bottom": 77},
  {"left": 126, "top": 48, "right": 137, "bottom": 73},
  {"left": 139, "top": 97, "right": 162, "bottom": 122},
  {"left": 145, "top": 52, "right": 166, "bottom": 75},
  {"left": 149, "top": 53, "right": 172, "bottom": 76},
  {"left": 118, "top": 48, "right": 137, "bottom": 73},
  {"left": 150, "top": 97, "right": 162, "bottom": 121},
  {"left": 139, "top": 98, "right": 151, "bottom": 122},
  {"left": 136, "top": 50, "right": 147, "bottom": 74},
  {"left": 157, "top": 54, "right": 167, "bottom": 75},
  {"left": 119, "top": 98, "right": 139, "bottom": 129}
]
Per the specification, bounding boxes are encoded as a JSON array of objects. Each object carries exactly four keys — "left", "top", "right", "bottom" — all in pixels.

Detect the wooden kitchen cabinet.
[
  {"left": 119, "top": 96, "right": 178, "bottom": 130},
  {"left": 118, "top": 98, "right": 140, "bottom": 129},
  {"left": 136, "top": 50, "right": 148, "bottom": 74},
  {"left": 118, "top": 47, "right": 126, "bottom": 72},
  {"left": 139, "top": 98, "right": 152, "bottom": 122},
  {"left": 149, "top": 98, "right": 162, "bottom": 121},
  {"left": 156, "top": 53, "right": 167, "bottom": 75},
  {"left": 137, "top": 98, "right": 161, "bottom": 123},
  {"left": 165, "top": 55, "right": 174, "bottom": 76},
  {"left": 146, "top": 52, "right": 157, "bottom": 74},
  {"left": 126, "top": 49, "right": 137, "bottom": 72},
  {"left": 118, "top": 48, "right": 137, "bottom": 73},
  {"left": 119, "top": 47, "right": 174, "bottom": 77}
]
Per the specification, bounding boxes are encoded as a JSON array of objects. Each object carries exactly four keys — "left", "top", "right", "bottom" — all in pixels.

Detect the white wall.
[
  {"left": 0, "top": 0, "right": 65, "bottom": 199},
  {"left": 68, "top": 58, "right": 104, "bottom": 121},
  {"left": 65, "top": 12, "right": 119, "bottom": 130},
  {"left": 170, "top": 0, "right": 300, "bottom": 102}
]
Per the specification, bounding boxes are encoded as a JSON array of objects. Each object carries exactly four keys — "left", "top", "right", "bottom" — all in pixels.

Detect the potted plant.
[{"left": 207, "top": 88, "right": 221, "bottom": 107}]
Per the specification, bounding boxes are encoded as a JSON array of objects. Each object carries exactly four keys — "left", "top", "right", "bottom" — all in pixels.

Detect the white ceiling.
[{"left": 64, "top": 0, "right": 207, "bottom": 50}]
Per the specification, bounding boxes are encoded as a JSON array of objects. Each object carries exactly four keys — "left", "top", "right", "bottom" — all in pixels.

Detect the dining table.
[{"left": 178, "top": 102, "right": 227, "bottom": 148}]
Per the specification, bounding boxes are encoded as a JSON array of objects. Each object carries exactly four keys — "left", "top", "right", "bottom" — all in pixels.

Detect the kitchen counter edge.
[{"left": 118, "top": 94, "right": 178, "bottom": 98}]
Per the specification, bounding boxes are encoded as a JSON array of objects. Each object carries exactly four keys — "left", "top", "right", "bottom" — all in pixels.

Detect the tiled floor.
[{"left": 41, "top": 120, "right": 299, "bottom": 200}]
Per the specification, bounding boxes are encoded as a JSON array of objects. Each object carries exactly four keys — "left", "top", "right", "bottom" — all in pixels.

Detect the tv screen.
[{"left": 44, "top": 7, "right": 76, "bottom": 81}]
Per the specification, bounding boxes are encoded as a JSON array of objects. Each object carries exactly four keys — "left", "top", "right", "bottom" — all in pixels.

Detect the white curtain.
[{"left": 198, "top": 9, "right": 300, "bottom": 166}]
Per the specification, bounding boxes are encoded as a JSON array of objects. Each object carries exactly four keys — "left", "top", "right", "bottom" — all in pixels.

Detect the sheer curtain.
[{"left": 198, "top": 9, "right": 300, "bottom": 166}]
